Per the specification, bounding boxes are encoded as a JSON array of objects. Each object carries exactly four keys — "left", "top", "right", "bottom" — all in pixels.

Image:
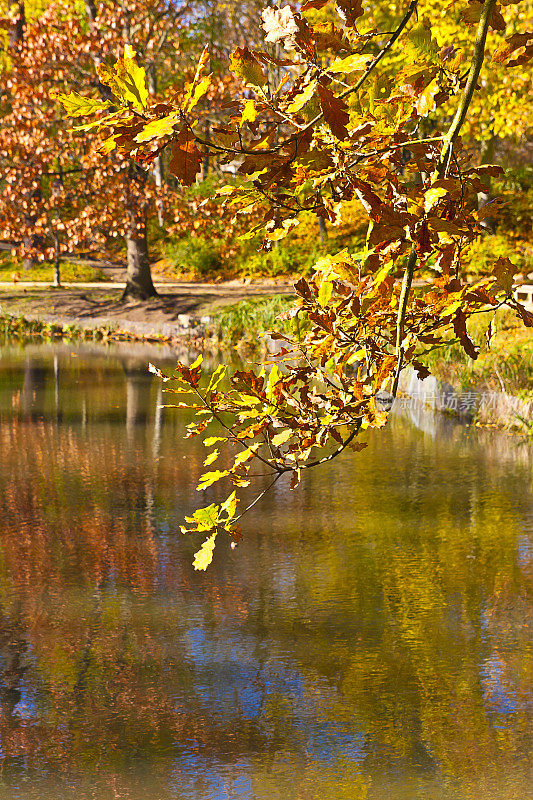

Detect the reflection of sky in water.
[
  {"left": 181, "top": 624, "right": 365, "bottom": 767},
  {"left": 13, "top": 686, "right": 38, "bottom": 721},
  {"left": 480, "top": 655, "right": 519, "bottom": 719},
  {"left": 517, "top": 535, "right": 532, "bottom": 571},
  {"left": 170, "top": 754, "right": 253, "bottom": 800}
]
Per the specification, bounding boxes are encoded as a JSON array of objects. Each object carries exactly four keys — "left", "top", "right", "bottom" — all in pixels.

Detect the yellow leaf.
[
  {"left": 424, "top": 187, "right": 448, "bottom": 213},
  {"left": 240, "top": 99, "right": 257, "bottom": 128},
  {"left": 287, "top": 80, "right": 317, "bottom": 113},
  {"left": 416, "top": 79, "right": 439, "bottom": 117},
  {"left": 54, "top": 91, "right": 111, "bottom": 117},
  {"left": 318, "top": 279, "right": 333, "bottom": 308},
  {"left": 272, "top": 429, "right": 292, "bottom": 447},
  {"left": 197, "top": 470, "right": 230, "bottom": 491},
  {"left": 135, "top": 115, "right": 178, "bottom": 143},
  {"left": 233, "top": 444, "right": 260, "bottom": 469},
  {"left": 266, "top": 364, "right": 281, "bottom": 400},
  {"left": 193, "top": 533, "right": 217, "bottom": 571},
  {"left": 98, "top": 45, "right": 148, "bottom": 112},
  {"left": 186, "top": 74, "right": 212, "bottom": 112},
  {"left": 204, "top": 436, "right": 228, "bottom": 447},
  {"left": 204, "top": 450, "right": 220, "bottom": 467},
  {"left": 221, "top": 491, "right": 238, "bottom": 519},
  {"left": 328, "top": 54, "right": 370, "bottom": 73}
]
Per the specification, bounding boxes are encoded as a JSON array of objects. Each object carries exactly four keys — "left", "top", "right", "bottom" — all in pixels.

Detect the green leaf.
[
  {"left": 230, "top": 47, "right": 267, "bottom": 86},
  {"left": 53, "top": 91, "right": 111, "bottom": 117},
  {"left": 185, "top": 503, "right": 220, "bottom": 531},
  {"left": 193, "top": 533, "right": 217, "bottom": 571}
]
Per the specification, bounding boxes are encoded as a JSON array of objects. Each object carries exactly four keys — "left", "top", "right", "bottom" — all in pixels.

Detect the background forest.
[{"left": 1, "top": 0, "right": 532, "bottom": 287}]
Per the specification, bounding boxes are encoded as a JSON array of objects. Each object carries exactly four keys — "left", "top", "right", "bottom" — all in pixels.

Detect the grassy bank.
[
  {"left": 424, "top": 308, "right": 532, "bottom": 401},
  {"left": 0, "top": 252, "right": 106, "bottom": 283}
]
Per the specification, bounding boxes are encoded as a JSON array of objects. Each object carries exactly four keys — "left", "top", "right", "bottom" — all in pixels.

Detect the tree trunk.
[
  {"left": 123, "top": 208, "right": 157, "bottom": 301},
  {"left": 8, "top": 1, "right": 25, "bottom": 45}
]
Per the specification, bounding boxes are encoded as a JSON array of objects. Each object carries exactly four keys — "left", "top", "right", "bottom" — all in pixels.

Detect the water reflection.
[{"left": 0, "top": 343, "right": 531, "bottom": 800}]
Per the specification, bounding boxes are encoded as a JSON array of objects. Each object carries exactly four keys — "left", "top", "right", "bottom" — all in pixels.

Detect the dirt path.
[{"left": 0, "top": 280, "right": 294, "bottom": 331}]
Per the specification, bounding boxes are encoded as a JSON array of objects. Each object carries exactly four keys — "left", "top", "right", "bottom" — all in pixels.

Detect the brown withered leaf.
[
  {"left": 415, "top": 221, "right": 432, "bottom": 257},
  {"left": 301, "top": 0, "right": 329, "bottom": 9},
  {"left": 512, "top": 301, "right": 533, "bottom": 327},
  {"left": 493, "top": 31, "right": 533, "bottom": 66},
  {"left": 169, "top": 128, "right": 201, "bottom": 186},
  {"left": 317, "top": 84, "right": 350, "bottom": 139},
  {"left": 348, "top": 441, "right": 368, "bottom": 452},
  {"left": 489, "top": 4, "right": 506, "bottom": 30},
  {"left": 312, "top": 23, "right": 349, "bottom": 52},
  {"left": 294, "top": 277, "right": 314, "bottom": 300},
  {"left": 461, "top": 1, "right": 483, "bottom": 24},
  {"left": 453, "top": 309, "right": 479, "bottom": 359},
  {"left": 336, "top": 0, "right": 365, "bottom": 28},
  {"left": 412, "top": 360, "right": 431, "bottom": 380},
  {"left": 290, "top": 469, "right": 302, "bottom": 490}
]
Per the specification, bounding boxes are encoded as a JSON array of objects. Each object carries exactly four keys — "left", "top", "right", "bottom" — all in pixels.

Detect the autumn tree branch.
[{"left": 392, "top": 0, "right": 498, "bottom": 398}]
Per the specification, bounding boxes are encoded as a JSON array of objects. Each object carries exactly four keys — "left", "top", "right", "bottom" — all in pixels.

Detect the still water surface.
[{"left": 0, "top": 342, "right": 532, "bottom": 800}]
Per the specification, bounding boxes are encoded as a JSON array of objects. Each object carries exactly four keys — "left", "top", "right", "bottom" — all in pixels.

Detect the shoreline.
[{"left": 1, "top": 296, "right": 531, "bottom": 434}]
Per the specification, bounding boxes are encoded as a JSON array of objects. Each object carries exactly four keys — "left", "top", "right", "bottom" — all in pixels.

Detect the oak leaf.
[
  {"left": 317, "top": 84, "right": 349, "bottom": 139},
  {"left": 453, "top": 309, "right": 479, "bottom": 359},
  {"left": 193, "top": 533, "right": 217, "bottom": 571},
  {"left": 169, "top": 128, "right": 202, "bottom": 186},
  {"left": 230, "top": 47, "right": 267, "bottom": 86},
  {"left": 492, "top": 256, "right": 518, "bottom": 295},
  {"left": 336, "top": 0, "right": 364, "bottom": 28},
  {"left": 262, "top": 6, "right": 300, "bottom": 49}
]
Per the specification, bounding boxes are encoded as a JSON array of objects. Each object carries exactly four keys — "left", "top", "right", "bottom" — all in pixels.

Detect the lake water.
[{"left": 0, "top": 341, "right": 532, "bottom": 800}]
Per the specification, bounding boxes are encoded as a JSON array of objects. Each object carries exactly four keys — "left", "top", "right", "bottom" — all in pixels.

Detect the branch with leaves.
[{"left": 54, "top": 0, "right": 533, "bottom": 568}]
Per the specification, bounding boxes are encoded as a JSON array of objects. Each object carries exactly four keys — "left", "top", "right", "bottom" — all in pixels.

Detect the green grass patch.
[
  {"left": 421, "top": 307, "right": 533, "bottom": 398},
  {"left": 0, "top": 252, "right": 106, "bottom": 283},
  {"left": 212, "top": 295, "right": 297, "bottom": 350}
]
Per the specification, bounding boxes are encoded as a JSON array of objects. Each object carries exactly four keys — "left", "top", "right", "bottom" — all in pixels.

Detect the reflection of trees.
[
  {"left": 0, "top": 360, "right": 531, "bottom": 798},
  {"left": 22, "top": 357, "right": 47, "bottom": 418},
  {"left": 123, "top": 359, "right": 154, "bottom": 439}
]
